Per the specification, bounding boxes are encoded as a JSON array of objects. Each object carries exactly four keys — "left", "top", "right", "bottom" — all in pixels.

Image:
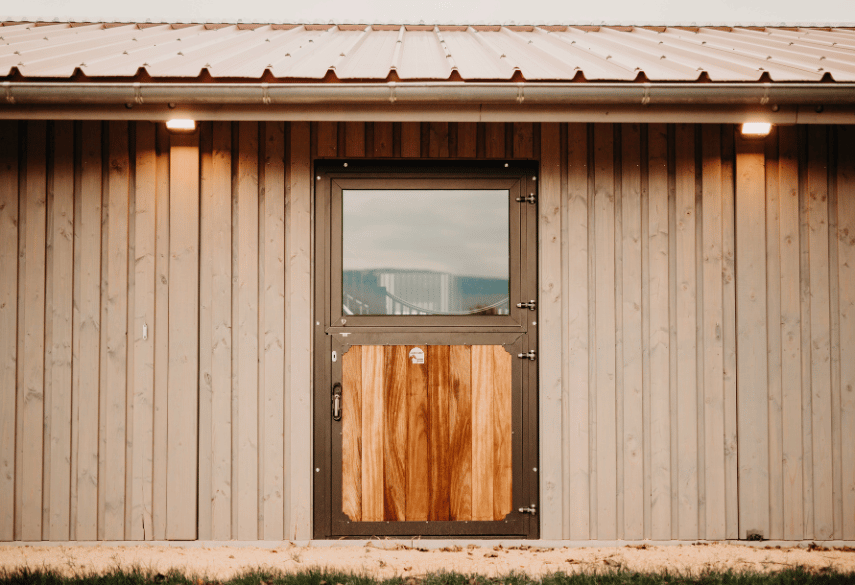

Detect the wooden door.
[{"left": 313, "top": 162, "right": 538, "bottom": 538}]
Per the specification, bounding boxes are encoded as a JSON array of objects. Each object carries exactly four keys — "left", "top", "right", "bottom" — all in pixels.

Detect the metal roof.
[{"left": 2, "top": 22, "right": 855, "bottom": 82}]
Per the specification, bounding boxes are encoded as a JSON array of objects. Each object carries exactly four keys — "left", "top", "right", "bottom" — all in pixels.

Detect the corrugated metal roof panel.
[{"left": 2, "top": 22, "right": 855, "bottom": 82}]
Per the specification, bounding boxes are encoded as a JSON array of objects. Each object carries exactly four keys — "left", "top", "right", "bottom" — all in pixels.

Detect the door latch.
[
  {"left": 516, "top": 300, "right": 536, "bottom": 310},
  {"left": 331, "top": 382, "right": 342, "bottom": 421},
  {"left": 519, "top": 504, "right": 537, "bottom": 515},
  {"left": 517, "top": 350, "right": 536, "bottom": 361},
  {"left": 516, "top": 194, "right": 536, "bottom": 204}
]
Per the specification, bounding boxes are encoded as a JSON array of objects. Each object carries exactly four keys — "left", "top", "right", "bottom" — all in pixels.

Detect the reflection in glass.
[{"left": 342, "top": 190, "right": 509, "bottom": 316}]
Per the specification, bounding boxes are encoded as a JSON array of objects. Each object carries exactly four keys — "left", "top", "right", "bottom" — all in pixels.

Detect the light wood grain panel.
[
  {"left": 492, "top": 346, "right": 512, "bottom": 521},
  {"left": 837, "top": 125, "right": 855, "bottom": 541},
  {"left": 0, "top": 121, "right": 19, "bottom": 541},
  {"left": 44, "top": 121, "right": 74, "bottom": 541},
  {"left": 428, "top": 345, "right": 450, "bottom": 521},
  {"left": 40, "top": 123, "right": 53, "bottom": 534},
  {"left": 594, "top": 123, "right": 617, "bottom": 540},
  {"left": 257, "top": 122, "right": 267, "bottom": 539},
  {"left": 344, "top": 122, "right": 365, "bottom": 158},
  {"left": 621, "top": 123, "right": 644, "bottom": 540},
  {"left": 316, "top": 122, "right": 337, "bottom": 157},
  {"left": 765, "top": 132, "right": 785, "bottom": 541},
  {"left": 287, "top": 121, "right": 312, "bottom": 540},
  {"left": 807, "top": 126, "right": 834, "bottom": 540},
  {"left": 674, "top": 123, "right": 699, "bottom": 540},
  {"left": 98, "top": 124, "right": 108, "bottom": 540},
  {"left": 405, "top": 345, "right": 429, "bottom": 521},
  {"left": 122, "top": 124, "right": 136, "bottom": 541},
  {"left": 166, "top": 133, "right": 199, "bottom": 540},
  {"left": 736, "top": 134, "right": 770, "bottom": 539},
  {"left": 361, "top": 345, "right": 385, "bottom": 521},
  {"left": 20, "top": 121, "right": 47, "bottom": 541},
  {"left": 565, "top": 122, "right": 590, "bottom": 540},
  {"left": 639, "top": 123, "right": 651, "bottom": 539},
  {"left": 197, "top": 123, "right": 214, "bottom": 541},
  {"left": 828, "top": 133, "right": 843, "bottom": 542},
  {"left": 458, "top": 123, "right": 477, "bottom": 158},
  {"left": 14, "top": 122, "right": 25, "bottom": 541},
  {"left": 151, "top": 124, "right": 170, "bottom": 541},
  {"left": 262, "top": 121, "right": 286, "bottom": 540},
  {"left": 701, "top": 125, "right": 726, "bottom": 540},
  {"left": 486, "top": 123, "right": 505, "bottom": 159},
  {"left": 777, "top": 125, "right": 805, "bottom": 540},
  {"left": 199, "top": 122, "right": 234, "bottom": 540},
  {"left": 514, "top": 123, "right": 534, "bottom": 159},
  {"left": 383, "top": 345, "right": 407, "bottom": 521},
  {"left": 342, "top": 346, "right": 362, "bottom": 522},
  {"left": 373, "top": 122, "right": 393, "bottom": 157},
  {"left": 401, "top": 123, "right": 420, "bottom": 158},
  {"left": 471, "top": 345, "right": 495, "bottom": 521},
  {"left": 647, "top": 123, "right": 671, "bottom": 540},
  {"left": 131, "top": 122, "right": 156, "bottom": 541},
  {"left": 539, "top": 122, "right": 563, "bottom": 538},
  {"left": 720, "top": 126, "right": 739, "bottom": 539},
  {"left": 428, "top": 123, "right": 449, "bottom": 158},
  {"left": 234, "top": 122, "right": 259, "bottom": 540},
  {"left": 103, "top": 121, "right": 130, "bottom": 541},
  {"left": 449, "top": 345, "right": 472, "bottom": 521},
  {"left": 798, "top": 126, "right": 816, "bottom": 540}
]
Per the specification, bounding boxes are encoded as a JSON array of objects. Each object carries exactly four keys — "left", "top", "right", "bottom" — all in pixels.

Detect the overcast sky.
[
  {"left": 343, "top": 190, "right": 509, "bottom": 279},
  {"left": 4, "top": 0, "right": 853, "bottom": 24}
]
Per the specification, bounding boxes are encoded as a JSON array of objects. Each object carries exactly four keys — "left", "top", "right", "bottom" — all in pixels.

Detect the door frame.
[{"left": 312, "top": 160, "right": 540, "bottom": 538}]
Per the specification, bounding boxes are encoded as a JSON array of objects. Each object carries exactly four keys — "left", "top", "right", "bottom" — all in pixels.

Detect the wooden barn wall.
[
  {"left": 0, "top": 120, "right": 313, "bottom": 542},
  {"left": 0, "top": 119, "right": 853, "bottom": 542},
  {"left": 537, "top": 123, "right": 855, "bottom": 541}
]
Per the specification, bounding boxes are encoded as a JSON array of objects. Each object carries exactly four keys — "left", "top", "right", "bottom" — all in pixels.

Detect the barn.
[{"left": 1, "top": 22, "right": 854, "bottom": 543}]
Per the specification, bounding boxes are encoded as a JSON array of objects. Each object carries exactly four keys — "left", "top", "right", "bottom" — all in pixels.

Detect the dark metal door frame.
[{"left": 312, "top": 160, "right": 539, "bottom": 539}]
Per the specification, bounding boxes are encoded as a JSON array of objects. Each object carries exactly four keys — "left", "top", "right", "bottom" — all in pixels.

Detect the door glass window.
[{"left": 342, "top": 189, "right": 509, "bottom": 315}]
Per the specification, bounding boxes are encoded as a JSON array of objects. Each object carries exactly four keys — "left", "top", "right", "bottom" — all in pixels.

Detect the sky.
[
  {"left": 343, "top": 190, "right": 509, "bottom": 279},
  {"left": 3, "top": 0, "right": 853, "bottom": 24}
]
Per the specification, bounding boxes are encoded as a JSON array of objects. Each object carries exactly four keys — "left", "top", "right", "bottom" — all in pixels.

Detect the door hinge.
[
  {"left": 517, "top": 350, "right": 536, "bottom": 361},
  {"left": 517, "top": 300, "right": 536, "bottom": 310},
  {"left": 516, "top": 194, "right": 536, "bottom": 204},
  {"left": 519, "top": 504, "right": 537, "bottom": 515}
]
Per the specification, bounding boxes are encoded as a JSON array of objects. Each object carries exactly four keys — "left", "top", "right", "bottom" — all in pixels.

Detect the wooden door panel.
[
  {"left": 406, "top": 345, "right": 430, "bottom": 521},
  {"left": 383, "top": 345, "right": 407, "bottom": 521},
  {"left": 449, "top": 345, "right": 473, "bottom": 520},
  {"left": 341, "top": 346, "right": 362, "bottom": 521},
  {"left": 341, "top": 344, "right": 513, "bottom": 522},
  {"left": 360, "top": 345, "right": 385, "bottom": 522},
  {"left": 427, "top": 345, "right": 450, "bottom": 521}
]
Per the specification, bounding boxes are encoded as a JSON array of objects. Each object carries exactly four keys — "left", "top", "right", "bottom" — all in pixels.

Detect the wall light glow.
[
  {"left": 741, "top": 122, "right": 772, "bottom": 137},
  {"left": 166, "top": 119, "right": 196, "bottom": 133}
]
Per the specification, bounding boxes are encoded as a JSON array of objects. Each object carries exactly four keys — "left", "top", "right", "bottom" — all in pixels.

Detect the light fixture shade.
[
  {"left": 166, "top": 119, "right": 196, "bottom": 132},
  {"left": 741, "top": 122, "right": 772, "bottom": 137}
]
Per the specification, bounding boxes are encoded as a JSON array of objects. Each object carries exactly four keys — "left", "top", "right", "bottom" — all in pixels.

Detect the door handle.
[{"left": 332, "top": 382, "right": 342, "bottom": 421}]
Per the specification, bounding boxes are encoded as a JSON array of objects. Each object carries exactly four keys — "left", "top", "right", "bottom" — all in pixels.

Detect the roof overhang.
[{"left": 2, "top": 81, "right": 854, "bottom": 123}]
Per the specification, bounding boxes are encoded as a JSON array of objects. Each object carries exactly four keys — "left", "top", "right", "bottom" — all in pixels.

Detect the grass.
[{"left": 1, "top": 567, "right": 855, "bottom": 585}]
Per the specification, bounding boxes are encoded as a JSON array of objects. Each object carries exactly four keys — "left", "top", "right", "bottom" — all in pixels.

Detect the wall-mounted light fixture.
[
  {"left": 740, "top": 122, "right": 772, "bottom": 138},
  {"left": 165, "top": 119, "right": 196, "bottom": 133}
]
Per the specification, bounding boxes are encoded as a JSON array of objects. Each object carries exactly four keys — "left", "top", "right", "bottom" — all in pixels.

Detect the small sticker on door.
[{"left": 409, "top": 347, "right": 425, "bottom": 364}]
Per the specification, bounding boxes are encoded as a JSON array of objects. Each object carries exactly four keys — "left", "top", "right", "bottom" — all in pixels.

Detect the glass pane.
[{"left": 342, "top": 189, "right": 509, "bottom": 315}]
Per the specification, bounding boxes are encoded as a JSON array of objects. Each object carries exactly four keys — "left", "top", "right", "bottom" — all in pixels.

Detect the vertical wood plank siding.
[
  {"left": 0, "top": 120, "right": 852, "bottom": 541},
  {"left": 0, "top": 121, "right": 306, "bottom": 540},
  {"left": 534, "top": 122, "right": 853, "bottom": 541}
]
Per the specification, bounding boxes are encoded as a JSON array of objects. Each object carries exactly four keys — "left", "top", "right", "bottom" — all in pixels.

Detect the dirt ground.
[{"left": 2, "top": 541, "right": 855, "bottom": 580}]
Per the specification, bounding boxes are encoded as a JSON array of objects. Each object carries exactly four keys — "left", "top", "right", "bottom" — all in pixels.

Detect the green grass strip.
[{"left": 2, "top": 567, "right": 855, "bottom": 585}]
